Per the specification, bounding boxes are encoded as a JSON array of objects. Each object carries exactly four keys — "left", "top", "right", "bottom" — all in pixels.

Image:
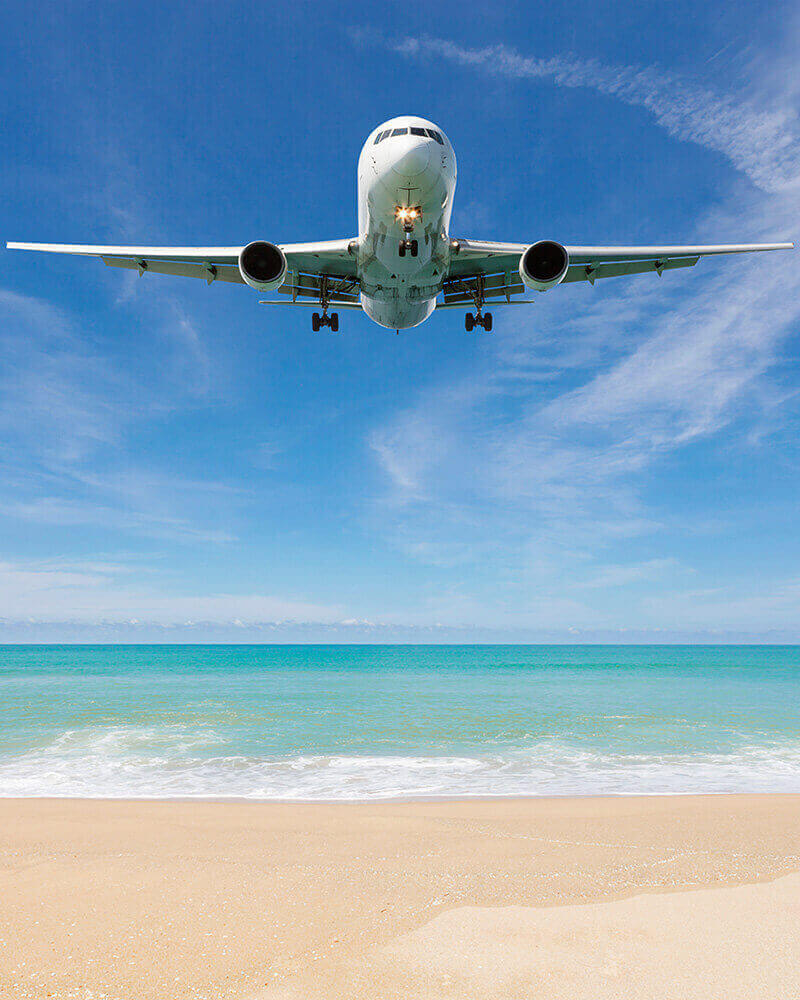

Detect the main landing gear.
[
  {"left": 310, "top": 275, "right": 342, "bottom": 332},
  {"left": 458, "top": 274, "right": 493, "bottom": 331},
  {"left": 465, "top": 311, "right": 492, "bottom": 332},
  {"left": 312, "top": 311, "right": 338, "bottom": 332},
  {"left": 398, "top": 238, "right": 418, "bottom": 258}
]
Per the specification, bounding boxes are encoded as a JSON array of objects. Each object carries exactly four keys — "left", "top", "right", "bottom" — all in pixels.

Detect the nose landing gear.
[
  {"left": 398, "top": 238, "right": 418, "bottom": 258},
  {"left": 465, "top": 311, "right": 492, "bottom": 332},
  {"left": 395, "top": 205, "right": 422, "bottom": 258}
]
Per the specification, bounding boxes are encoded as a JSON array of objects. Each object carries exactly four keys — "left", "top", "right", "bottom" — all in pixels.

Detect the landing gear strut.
[
  {"left": 311, "top": 275, "right": 340, "bottom": 332},
  {"left": 460, "top": 275, "right": 493, "bottom": 332}
]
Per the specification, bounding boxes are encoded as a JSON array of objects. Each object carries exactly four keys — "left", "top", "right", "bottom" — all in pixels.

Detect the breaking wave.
[{"left": 2, "top": 725, "right": 800, "bottom": 799}]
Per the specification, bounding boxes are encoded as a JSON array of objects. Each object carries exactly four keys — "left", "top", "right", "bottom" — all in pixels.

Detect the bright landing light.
[{"left": 395, "top": 206, "right": 421, "bottom": 222}]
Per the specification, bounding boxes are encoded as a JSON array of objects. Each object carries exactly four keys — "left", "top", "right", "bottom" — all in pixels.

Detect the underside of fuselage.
[{"left": 356, "top": 116, "right": 457, "bottom": 328}]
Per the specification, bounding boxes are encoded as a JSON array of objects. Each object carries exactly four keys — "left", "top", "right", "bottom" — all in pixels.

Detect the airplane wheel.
[
  {"left": 398, "top": 241, "right": 406, "bottom": 257},
  {"left": 410, "top": 240, "right": 418, "bottom": 257},
  {"left": 312, "top": 312, "right": 321, "bottom": 332},
  {"left": 465, "top": 313, "right": 474, "bottom": 332},
  {"left": 484, "top": 312, "right": 493, "bottom": 332},
  {"left": 330, "top": 312, "right": 339, "bottom": 332}
]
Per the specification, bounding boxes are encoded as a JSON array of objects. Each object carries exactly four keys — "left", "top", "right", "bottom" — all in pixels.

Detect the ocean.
[{"left": 1, "top": 644, "right": 799, "bottom": 800}]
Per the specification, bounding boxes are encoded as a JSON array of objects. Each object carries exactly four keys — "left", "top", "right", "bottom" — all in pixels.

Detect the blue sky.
[{"left": 1, "top": 0, "right": 799, "bottom": 641}]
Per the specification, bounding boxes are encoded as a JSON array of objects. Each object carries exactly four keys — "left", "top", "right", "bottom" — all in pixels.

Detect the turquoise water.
[{"left": 1, "top": 645, "right": 800, "bottom": 798}]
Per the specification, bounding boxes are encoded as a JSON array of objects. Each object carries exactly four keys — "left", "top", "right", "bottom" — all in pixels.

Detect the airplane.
[{"left": 7, "top": 115, "right": 794, "bottom": 333}]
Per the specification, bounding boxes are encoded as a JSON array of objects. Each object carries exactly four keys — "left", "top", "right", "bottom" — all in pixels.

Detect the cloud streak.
[
  {"left": 0, "top": 555, "right": 342, "bottom": 625},
  {"left": 352, "top": 30, "right": 800, "bottom": 194}
]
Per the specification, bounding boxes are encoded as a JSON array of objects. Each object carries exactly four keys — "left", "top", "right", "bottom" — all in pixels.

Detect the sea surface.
[{"left": 1, "top": 644, "right": 800, "bottom": 800}]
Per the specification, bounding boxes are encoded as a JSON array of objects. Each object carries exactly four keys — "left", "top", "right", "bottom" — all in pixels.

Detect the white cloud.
[
  {"left": 579, "top": 558, "right": 681, "bottom": 589},
  {"left": 353, "top": 31, "right": 800, "bottom": 194},
  {"left": 0, "top": 288, "right": 239, "bottom": 545},
  {"left": 0, "top": 289, "right": 128, "bottom": 465},
  {"left": 0, "top": 556, "right": 341, "bottom": 625}
]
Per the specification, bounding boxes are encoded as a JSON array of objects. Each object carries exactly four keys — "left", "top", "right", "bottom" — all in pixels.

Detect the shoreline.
[
  {"left": 4, "top": 788, "right": 800, "bottom": 803},
  {"left": 2, "top": 794, "right": 800, "bottom": 998}
]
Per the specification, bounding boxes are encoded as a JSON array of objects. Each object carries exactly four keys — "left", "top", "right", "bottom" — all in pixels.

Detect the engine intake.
[
  {"left": 519, "top": 240, "right": 569, "bottom": 291},
  {"left": 238, "top": 241, "right": 287, "bottom": 291}
]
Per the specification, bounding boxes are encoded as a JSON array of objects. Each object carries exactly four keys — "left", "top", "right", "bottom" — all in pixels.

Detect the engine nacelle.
[
  {"left": 238, "top": 241, "right": 287, "bottom": 291},
  {"left": 519, "top": 240, "right": 569, "bottom": 291}
]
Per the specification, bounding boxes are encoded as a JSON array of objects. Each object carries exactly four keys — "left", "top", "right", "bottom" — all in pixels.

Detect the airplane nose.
[{"left": 391, "top": 142, "right": 431, "bottom": 178}]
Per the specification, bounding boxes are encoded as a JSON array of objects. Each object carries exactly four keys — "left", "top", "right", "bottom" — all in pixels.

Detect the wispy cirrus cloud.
[
  {"left": 350, "top": 30, "right": 800, "bottom": 194},
  {"left": 0, "top": 287, "right": 235, "bottom": 544}
]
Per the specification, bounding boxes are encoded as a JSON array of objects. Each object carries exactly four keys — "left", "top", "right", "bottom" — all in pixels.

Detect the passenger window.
[
  {"left": 427, "top": 130, "right": 444, "bottom": 144},
  {"left": 410, "top": 127, "right": 427, "bottom": 137},
  {"left": 390, "top": 127, "right": 408, "bottom": 136}
]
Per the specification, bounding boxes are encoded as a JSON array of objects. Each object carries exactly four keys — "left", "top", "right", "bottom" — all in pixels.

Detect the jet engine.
[
  {"left": 519, "top": 240, "right": 569, "bottom": 291},
  {"left": 238, "top": 241, "right": 287, "bottom": 291}
]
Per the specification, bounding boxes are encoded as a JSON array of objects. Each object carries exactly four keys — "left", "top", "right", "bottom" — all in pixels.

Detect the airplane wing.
[
  {"left": 6, "top": 239, "right": 361, "bottom": 304},
  {"left": 443, "top": 240, "right": 794, "bottom": 304}
]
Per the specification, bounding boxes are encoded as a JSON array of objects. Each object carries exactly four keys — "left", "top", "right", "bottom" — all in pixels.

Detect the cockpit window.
[
  {"left": 410, "top": 126, "right": 427, "bottom": 137},
  {"left": 390, "top": 127, "right": 408, "bottom": 136},
  {"left": 426, "top": 129, "right": 444, "bottom": 144},
  {"left": 374, "top": 131, "right": 384, "bottom": 144}
]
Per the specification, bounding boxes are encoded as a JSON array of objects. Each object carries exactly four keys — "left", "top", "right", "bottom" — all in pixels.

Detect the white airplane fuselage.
[{"left": 357, "top": 116, "right": 456, "bottom": 329}]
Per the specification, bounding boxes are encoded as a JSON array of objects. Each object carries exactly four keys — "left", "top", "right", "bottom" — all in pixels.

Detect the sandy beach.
[{"left": 1, "top": 795, "right": 799, "bottom": 999}]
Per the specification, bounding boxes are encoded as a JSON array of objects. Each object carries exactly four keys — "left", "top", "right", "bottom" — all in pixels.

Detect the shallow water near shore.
[{"left": 1, "top": 644, "right": 800, "bottom": 799}]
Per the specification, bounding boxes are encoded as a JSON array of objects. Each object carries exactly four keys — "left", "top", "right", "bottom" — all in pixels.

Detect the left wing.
[
  {"left": 6, "top": 239, "right": 360, "bottom": 303},
  {"left": 443, "top": 239, "right": 793, "bottom": 304}
]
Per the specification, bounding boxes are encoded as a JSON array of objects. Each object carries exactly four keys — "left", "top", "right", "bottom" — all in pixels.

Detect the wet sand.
[{"left": 1, "top": 795, "right": 799, "bottom": 999}]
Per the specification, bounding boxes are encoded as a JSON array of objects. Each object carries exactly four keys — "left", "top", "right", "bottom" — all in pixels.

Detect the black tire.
[
  {"left": 410, "top": 240, "right": 418, "bottom": 257},
  {"left": 398, "top": 241, "right": 406, "bottom": 257},
  {"left": 330, "top": 312, "right": 339, "bottom": 332},
  {"left": 484, "top": 312, "right": 493, "bottom": 332},
  {"left": 465, "top": 313, "right": 474, "bottom": 332},
  {"left": 312, "top": 312, "right": 321, "bottom": 332}
]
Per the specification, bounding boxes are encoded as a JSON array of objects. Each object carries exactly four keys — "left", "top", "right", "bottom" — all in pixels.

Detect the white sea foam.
[{"left": 2, "top": 726, "right": 800, "bottom": 799}]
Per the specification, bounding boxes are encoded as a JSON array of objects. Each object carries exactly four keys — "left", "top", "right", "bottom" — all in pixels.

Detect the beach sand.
[{"left": 1, "top": 795, "right": 799, "bottom": 999}]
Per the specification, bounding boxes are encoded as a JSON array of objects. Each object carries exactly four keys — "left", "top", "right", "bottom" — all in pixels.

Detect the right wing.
[
  {"left": 6, "top": 239, "right": 361, "bottom": 303},
  {"left": 444, "top": 240, "right": 794, "bottom": 304}
]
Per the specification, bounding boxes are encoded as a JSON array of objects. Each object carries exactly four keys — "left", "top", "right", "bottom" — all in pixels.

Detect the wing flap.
[
  {"left": 563, "top": 255, "right": 699, "bottom": 285},
  {"left": 102, "top": 256, "right": 244, "bottom": 284}
]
